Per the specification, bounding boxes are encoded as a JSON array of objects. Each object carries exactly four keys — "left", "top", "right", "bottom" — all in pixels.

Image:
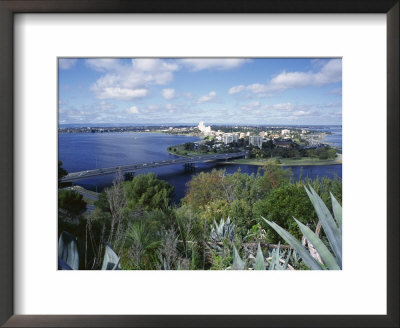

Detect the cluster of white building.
[{"left": 196, "top": 122, "right": 307, "bottom": 148}]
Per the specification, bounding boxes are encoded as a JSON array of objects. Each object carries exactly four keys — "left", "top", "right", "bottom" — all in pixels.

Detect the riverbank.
[
  {"left": 167, "top": 145, "right": 342, "bottom": 166},
  {"left": 226, "top": 154, "right": 342, "bottom": 166}
]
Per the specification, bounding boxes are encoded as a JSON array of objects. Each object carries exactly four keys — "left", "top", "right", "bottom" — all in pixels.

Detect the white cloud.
[
  {"left": 267, "top": 103, "right": 294, "bottom": 111},
  {"left": 85, "top": 59, "right": 122, "bottom": 72},
  {"left": 59, "top": 59, "right": 77, "bottom": 70},
  {"left": 87, "top": 58, "right": 178, "bottom": 101},
  {"left": 197, "top": 91, "right": 216, "bottom": 104},
  {"left": 133, "top": 104, "right": 161, "bottom": 114},
  {"left": 92, "top": 87, "right": 148, "bottom": 100},
  {"left": 270, "top": 59, "right": 342, "bottom": 89},
  {"left": 127, "top": 106, "right": 140, "bottom": 114},
  {"left": 181, "top": 59, "right": 249, "bottom": 71},
  {"left": 228, "top": 85, "right": 245, "bottom": 95},
  {"left": 240, "top": 101, "right": 260, "bottom": 111},
  {"left": 292, "top": 110, "right": 311, "bottom": 116},
  {"left": 162, "top": 88, "right": 175, "bottom": 100},
  {"left": 86, "top": 58, "right": 250, "bottom": 101},
  {"left": 132, "top": 58, "right": 179, "bottom": 72},
  {"left": 287, "top": 110, "right": 314, "bottom": 120},
  {"left": 240, "top": 101, "right": 294, "bottom": 112},
  {"left": 229, "top": 59, "right": 342, "bottom": 95},
  {"left": 246, "top": 83, "right": 270, "bottom": 93}
]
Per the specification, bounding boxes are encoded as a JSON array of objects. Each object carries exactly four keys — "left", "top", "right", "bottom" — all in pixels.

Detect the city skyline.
[{"left": 59, "top": 58, "right": 342, "bottom": 125}]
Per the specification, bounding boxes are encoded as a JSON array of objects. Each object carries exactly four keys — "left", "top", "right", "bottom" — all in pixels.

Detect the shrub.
[
  {"left": 253, "top": 184, "right": 315, "bottom": 243},
  {"left": 263, "top": 185, "right": 342, "bottom": 270}
]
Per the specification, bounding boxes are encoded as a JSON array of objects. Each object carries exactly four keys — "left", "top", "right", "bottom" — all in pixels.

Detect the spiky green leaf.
[
  {"left": 268, "top": 248, "right": 276, "bottom": 270},
  {"left": 232, "top": 245, "right": 245, "bottom": 270},
  {"left": 294, "top": 218, "right": 340, "bottom": 270},
  {"left": 283, "top": 250, "right": 291, "bottom": 270},
  {"left": 263, "top": 217, "right": 322, "bottom": 270},
  {"left": 305, "top": 186, "right": 342, "bottom": 267},
  {"left": 269, "top": 243, "right": 282, "bottom": 270},
  {"left": 275, "top": 243, "right": 281, "bottom": 269},
  {"left": 330, "top": 192, "right": 342, "bottom": 230},
  {"left": 101, "top": 243, "right": 121, "bottom": 270},
  {"left": 58, "top": 231, "right": 79, "bottom": 270},
  {"left": 254, "top": 243, "right": 266, "bottom": 270}
]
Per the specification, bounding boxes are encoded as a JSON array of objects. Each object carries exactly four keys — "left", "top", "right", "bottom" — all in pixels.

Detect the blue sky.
[{"left": 58, "top": 58, "right": 342, "bottom": 125}]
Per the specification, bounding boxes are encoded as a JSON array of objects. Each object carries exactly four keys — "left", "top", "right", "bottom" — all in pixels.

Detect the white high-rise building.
[
  {"left": 249, "top": 135, "right": 263, "bottom": 148},
  {"left": 198, "top": 121, "right": 212, "bottom": 135},
  {"left": 223, "top": 134, "right": 233, "bottom": 144},
  {"left": 222, "top": 133, "right": 238, "bottom": 144}
]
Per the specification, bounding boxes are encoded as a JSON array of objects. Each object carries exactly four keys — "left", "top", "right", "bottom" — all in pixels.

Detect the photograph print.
[{"left": 58, "top": 58, "right": 342, "bottom": 271}]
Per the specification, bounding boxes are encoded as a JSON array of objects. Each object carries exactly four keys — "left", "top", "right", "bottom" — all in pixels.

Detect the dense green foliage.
[
  {"left": 253, "top": 184, "right": 315, "bottom": 243},
  {"left": 58, "top": 161, "right": 67, "bottom": 181},
  {"left": 264, "top": 186, "right": 342, "bottom": 270},
  {"left": 58, "top": 162, "right": 342, "bottom": 270},
  {"left": 124, "top": 172, "right": 174, "bottom": 211},
  {"left": 58, "top": 161, "right": 71, "bottom": 187},
  {"left": 58, "top": 189, "right": 86, "bottom": 218}
]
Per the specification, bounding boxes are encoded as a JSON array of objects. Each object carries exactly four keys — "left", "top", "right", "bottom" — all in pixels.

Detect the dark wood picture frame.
[{"left": 0, "top": 1, "right": 398, "bottom": 327}]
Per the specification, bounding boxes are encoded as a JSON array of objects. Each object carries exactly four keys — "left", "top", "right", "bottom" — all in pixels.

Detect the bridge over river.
[{"left": 61, "top": 152, "right": 248, "bottom": 183}]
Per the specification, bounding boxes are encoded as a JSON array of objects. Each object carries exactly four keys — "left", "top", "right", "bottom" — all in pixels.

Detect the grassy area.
[
  {"left": 167, "top": 147, "right": 206, "bottom": 157},
  {"left": 227, "top": 154, "right": 342, "bottom": 166},
  {"left": 278, "top": 155, "right": 342, "bottom": 166},
  {"left": 167, "top": 144, "right": 222, "bottom": 157}
]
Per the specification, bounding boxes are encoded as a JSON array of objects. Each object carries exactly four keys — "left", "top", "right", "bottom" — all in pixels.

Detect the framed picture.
[
  {"left": 0, "top": 1, "right": 398, "bottom": 327},
  {"left": 57, "top": 56, "right": 344, "bottom": 272}
]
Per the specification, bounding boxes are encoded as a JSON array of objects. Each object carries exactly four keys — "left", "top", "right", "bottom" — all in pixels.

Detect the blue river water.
[
  {"left": 314, "top": 125, "right": 342, "bottom": 149},
  {"left": 59, "top": 131, "right": 342, "bottom": 203}
]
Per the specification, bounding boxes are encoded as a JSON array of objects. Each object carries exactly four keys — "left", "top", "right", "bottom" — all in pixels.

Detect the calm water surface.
[
  {"left": 315, "top": 125, "right": 342, "bottom": 149},
  {"left": 59, "top": 132, "right": 342, "bottom": 203}
]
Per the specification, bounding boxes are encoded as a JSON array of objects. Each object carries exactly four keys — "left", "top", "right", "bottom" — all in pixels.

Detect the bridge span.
[{"left": 61, "top": 152, "right": 248, "bottom": 183}]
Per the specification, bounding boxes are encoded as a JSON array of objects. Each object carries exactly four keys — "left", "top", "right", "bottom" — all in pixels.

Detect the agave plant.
[
  {"left": 101, "top": 242, "right": 122, "bottom": 270},
  {"left": 232, "top": 243, "right": 293, "bottom": 270},
  {"left": 58, "top": 231, "right": 121, "bottom": 270},
  {"left": 232, "top": 245, "right": 246, "bottom": 270},
  {"left": 263, "top": 185, "right": 342, "bottom": 270},
  {"left": 209, "top": 217, "right": 235, "bottom": 243},
  {"left": 266, "top": 243, "right": 292, "bottom": 270},
  {"left": 58, "top": 231, "right": 79, "bottom": 270}
]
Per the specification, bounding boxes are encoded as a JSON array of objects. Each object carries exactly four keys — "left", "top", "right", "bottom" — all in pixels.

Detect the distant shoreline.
[
  {"left": 224, "top": 154, "right": 342, "bottom": 167},
  {"left": 166, "top": 146, "right": 342, "bottom": 167}
]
